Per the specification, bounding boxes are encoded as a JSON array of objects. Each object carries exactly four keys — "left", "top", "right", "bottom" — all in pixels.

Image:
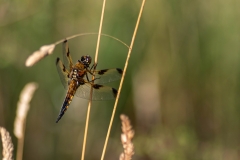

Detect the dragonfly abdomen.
[{"left": 56, "top": 81, "right": 77, "bottom": 123}]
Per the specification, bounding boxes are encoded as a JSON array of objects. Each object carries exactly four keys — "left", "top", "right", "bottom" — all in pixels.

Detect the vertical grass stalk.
[
  {"left": 81, "top": 0, "right": 106, "bottom": 160},
  {"left": 100, "top": 0, "right": 146, "bottom": 159}
]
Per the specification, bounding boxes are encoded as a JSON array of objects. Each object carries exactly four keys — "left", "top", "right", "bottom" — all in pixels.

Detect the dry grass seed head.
[
  {"left": 25, "top": 44, "right": 55, "bottom": 67},
  {"left": 119, "top": 114, "right": 134, "bottom": 160},
  {"left": 0, "top": 127, "right": 14, "bottom": 160},
  {"left": 14, "top": 82, "right": 38, "bottom": 138}
]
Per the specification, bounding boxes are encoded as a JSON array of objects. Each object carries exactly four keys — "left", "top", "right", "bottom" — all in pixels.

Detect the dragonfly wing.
[
  {"left": 62, "top": 40, "right": 74, "bottom": 71},
  {"left": 56, "top": 58, "right": 69, "bottom": 89},
  {"left": 93, "top": 68, "right": 122, "bottom": 84},
  {"left": 75, "top": 82, "right": 118, "bottom": 100},
  {"left": 92, "top": 84, "right": 118, "bottom": 100}
]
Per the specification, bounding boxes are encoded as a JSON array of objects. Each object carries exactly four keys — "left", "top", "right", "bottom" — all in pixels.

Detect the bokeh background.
[{"left": 1, "top": 0, "right": 240, "bottom": 159}]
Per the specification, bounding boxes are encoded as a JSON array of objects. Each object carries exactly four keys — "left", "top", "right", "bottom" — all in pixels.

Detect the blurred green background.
[{"left": 1, "top": 0, "right": 240, "bottom": 159}]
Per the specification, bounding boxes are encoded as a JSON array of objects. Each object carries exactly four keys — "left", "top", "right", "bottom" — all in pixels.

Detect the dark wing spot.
[
  {"left": 98, "top": 69, "right": 108, "bottom": 75},
  {"left": 93, "top": 84, "right": 103, "bottom": 89},
  {"left": 116, "top": 68, "right": 123, "bottom": 74},
  {"left": 63, "top": 39, "right": 68, "bottom": 43},
  {"left": 56, "top": 57, "right": 60, "bottom": 65},
  {"left": 56, "top": 57, "right": 67, "bottom": 72},
  {"left": 63, "top": 64, "right": 66, "bottom": 72},
  {"left": 112, "top": 88, "right": 118, "bottom": 98},
  {"left": 67, "top": 51, "right": 70, "bottom": 57}
]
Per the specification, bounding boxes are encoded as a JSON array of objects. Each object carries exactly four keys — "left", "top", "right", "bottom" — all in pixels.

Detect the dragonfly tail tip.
[{"left": 56, "top": 117, "right": 61, "bottom": 123}]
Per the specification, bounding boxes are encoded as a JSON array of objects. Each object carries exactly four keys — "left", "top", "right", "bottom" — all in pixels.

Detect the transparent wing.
[
  {"left": 56, "top": 58, "right": 69, "bottom": 89},
  {"left": 62, "top": 40, "right": 74, "bottom": 71},
  {"left": 93, "top": 68, "right": 122, "bottom": 84},
  {"left": 75, "top": 82, "right": 118, "bottom": 101}
]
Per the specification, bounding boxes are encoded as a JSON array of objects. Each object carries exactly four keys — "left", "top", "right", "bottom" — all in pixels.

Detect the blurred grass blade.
[{"left": 14, "top": 82, "right": 38, "bottom": 160}]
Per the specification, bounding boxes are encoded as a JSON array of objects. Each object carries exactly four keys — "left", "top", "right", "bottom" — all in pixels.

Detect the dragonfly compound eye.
[
  {"left": 80, "top": 55, "right": 92, "bottom": 67},
  {"left": 85, "top": 55, "right": 92, "bottom": 64}
]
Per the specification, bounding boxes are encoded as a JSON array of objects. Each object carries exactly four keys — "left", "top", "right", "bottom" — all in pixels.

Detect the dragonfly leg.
[
  {"left": 90, "top": 63, "right": 98, "bottom": 71},
  {"left": 86, "top": 72, "right": 90, "bottom": 82},
  {"left": 85, "top": 76, "right": 101, "bottom": 83},
  {"left": 86, "top": 63, "right": 99, "bottom": 82}
]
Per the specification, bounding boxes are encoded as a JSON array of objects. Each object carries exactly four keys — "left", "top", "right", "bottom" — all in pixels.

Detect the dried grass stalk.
[
  {"left": 119, "top": 114, "right": 134, "bottom": 160},
  {"left": 81, "top": 0, "right": 106, "bottom": 159},
  {"left": 25, "top": 33, "right": 129, "bottom": 67},
  {"left": 101, "top": 0, "right": 145, "bottom": 159},
  {"left": 0, "top": 127, "right": 14, "bottom": 160}
]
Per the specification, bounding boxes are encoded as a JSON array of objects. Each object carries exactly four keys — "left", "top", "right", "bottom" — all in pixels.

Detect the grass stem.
[
  {"left": 81, "top": 0, "right": 106, "bottom": 160},
  {"left": 100, "top": 0, "right": 146, "bottom": 159}
]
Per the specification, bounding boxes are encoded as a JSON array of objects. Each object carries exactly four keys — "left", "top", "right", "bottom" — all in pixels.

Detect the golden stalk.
[
  {"left": 81, "top": 0, "right": 106, "bottom": 160},
  {"left": 101, "top": 0, "right": 146, "bottom": 159}
]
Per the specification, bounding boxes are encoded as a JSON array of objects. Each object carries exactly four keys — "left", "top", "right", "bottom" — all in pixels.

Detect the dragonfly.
[{"left": 55, "top": 40, "right": 122, "bottom": 123}]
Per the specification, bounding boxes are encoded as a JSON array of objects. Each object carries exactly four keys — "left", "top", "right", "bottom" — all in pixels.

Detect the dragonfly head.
[{"left": 79, "top": 55, "right": 92, "bottom": 67}]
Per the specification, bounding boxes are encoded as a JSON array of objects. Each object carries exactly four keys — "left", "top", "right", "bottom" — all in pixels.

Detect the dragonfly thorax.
[
  {"left": 70, "top": 68, "right": 86, "bottom": 80},
  {"left": 69, "top": 68, "right": 86, "bottom": 87}
]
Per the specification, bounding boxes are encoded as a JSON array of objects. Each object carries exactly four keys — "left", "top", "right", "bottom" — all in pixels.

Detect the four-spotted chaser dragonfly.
[{"left": 55, "top": 40, "right": 122, "bottom": 123}]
